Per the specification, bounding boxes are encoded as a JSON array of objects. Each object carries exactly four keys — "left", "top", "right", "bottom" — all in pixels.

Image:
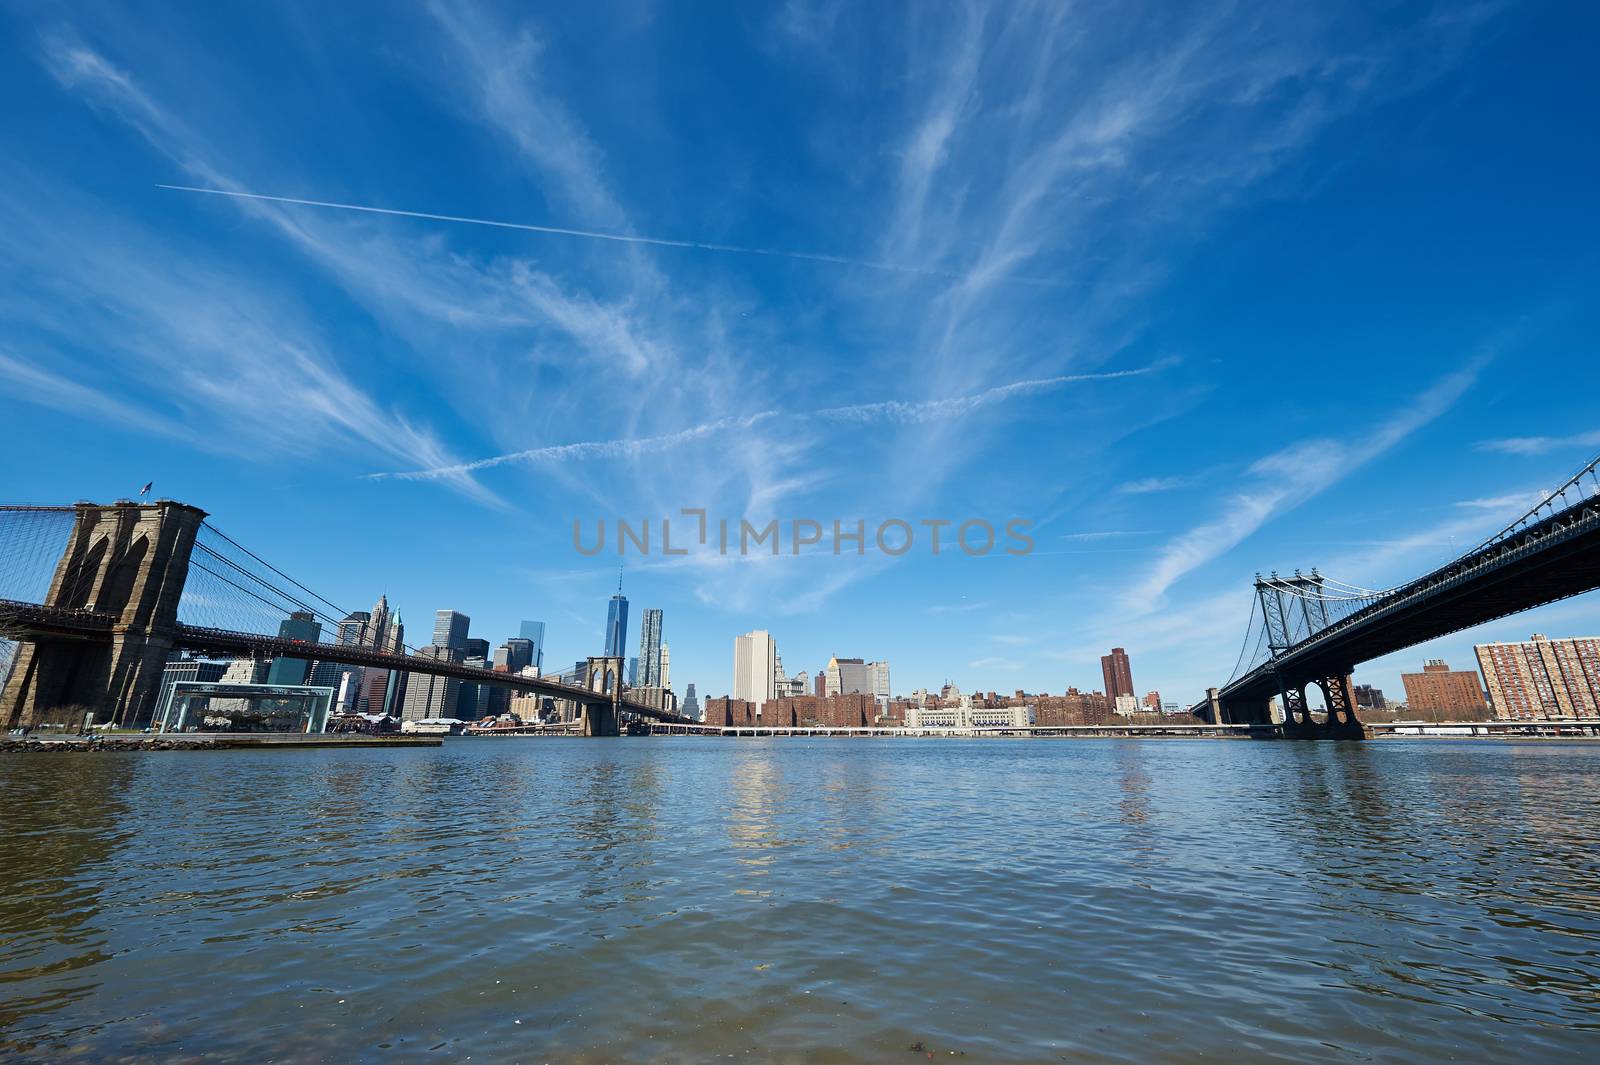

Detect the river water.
[{"left": 2, "top": 737, "right": 1598, "bottom": 1063}]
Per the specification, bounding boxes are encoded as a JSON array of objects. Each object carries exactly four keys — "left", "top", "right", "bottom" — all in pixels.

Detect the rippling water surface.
[{"left": 3, "top": 738, "right": 1600, "bottom": 1063}]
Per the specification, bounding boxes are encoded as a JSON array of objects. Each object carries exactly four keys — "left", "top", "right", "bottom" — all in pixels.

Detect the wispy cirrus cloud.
[
  {"left": 968, "top": 656, "right": 1023, "bottom": 672},
  {"left": 1128, "top": 355, "right": 1489, "bottom": 606},
  {"left": 1117, "top": 475, "right": 1197, "bottom": 495},
  {"left": 0, "top": 348, "right": 181, "bottom": 438},
  {"left": 1476, "top": 429, "right": 1600, "bottom": 457},
  {"left": 1455, "top": 491, "right": 1547, "bottom": 511}
]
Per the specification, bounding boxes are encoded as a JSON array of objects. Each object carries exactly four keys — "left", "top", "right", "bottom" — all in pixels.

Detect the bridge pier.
[
  {"left": 1, "top": 501, "right": 206, "bottom": 731},
  {"left": 1279, "top": 672, "right": 1367, "bottom": 739},
  {"left": 579, "top": 655, "right": 625, "bottom": 737}
]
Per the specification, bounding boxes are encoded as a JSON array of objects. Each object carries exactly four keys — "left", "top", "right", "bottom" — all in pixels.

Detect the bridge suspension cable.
[{"left": 1474, "top": 451, "right": 1600, "bottom": 553}]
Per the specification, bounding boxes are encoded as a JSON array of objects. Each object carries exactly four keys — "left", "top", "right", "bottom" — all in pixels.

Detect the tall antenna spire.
[{"left": 617, "top": 565, "right": 624, "bottom": 594}]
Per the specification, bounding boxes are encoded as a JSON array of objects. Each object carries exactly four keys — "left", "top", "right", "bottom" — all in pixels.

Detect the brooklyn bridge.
[
  {"left": 0, "top": 502, "right": 685, "bottom": 737},
  {"left": 2, "top": 451, "right": 1598, "bottom": 740}
]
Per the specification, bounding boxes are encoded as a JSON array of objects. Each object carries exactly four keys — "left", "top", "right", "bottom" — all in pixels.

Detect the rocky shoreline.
[{"left": 1, "top": 733, "right": 442, "bottom": 752}]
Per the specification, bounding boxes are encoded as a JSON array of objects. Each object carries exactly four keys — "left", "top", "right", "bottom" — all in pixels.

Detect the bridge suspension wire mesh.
[
  {"left": 183, "top": 526, "right": 354, "bottom": 648},
  {"left": 0, "top": 506, "right": 79, "bottom": 606},
  {"left": 180, "top": 522, "right": 437, "bottom": 663},
  {"left": 0, "top": 507, "right": 80, "bottom": 690}
]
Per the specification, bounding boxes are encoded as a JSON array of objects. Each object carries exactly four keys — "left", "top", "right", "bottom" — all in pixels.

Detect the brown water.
[{"left": 2, "top": 737, "right": 1599, "bottom": 1063}]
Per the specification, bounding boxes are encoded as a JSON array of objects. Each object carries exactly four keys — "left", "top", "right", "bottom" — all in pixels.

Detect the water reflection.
[
  {"left": 4, "top": 739, "right": 1600, "bottom": 1062},
  {"left": 0, "top": 756, "right": 133, "bottom": 1054}
]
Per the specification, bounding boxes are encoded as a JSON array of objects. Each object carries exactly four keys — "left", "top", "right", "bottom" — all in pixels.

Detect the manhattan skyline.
[{"left": 2, "top": 2, "right": 1598, "bottom": 702}]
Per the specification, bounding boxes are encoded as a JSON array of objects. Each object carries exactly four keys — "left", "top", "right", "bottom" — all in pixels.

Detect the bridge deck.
[
  {"left": 1215, "top": 492, "right": 1600, "bottom": 706},
  {"left": 0, "top": 601, "right": 691, "bottom": 725}
]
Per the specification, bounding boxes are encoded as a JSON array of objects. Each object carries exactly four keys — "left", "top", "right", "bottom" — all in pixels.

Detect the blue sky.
[{"left": 2, "top": 0, "right": 1598, "bottom": 705}]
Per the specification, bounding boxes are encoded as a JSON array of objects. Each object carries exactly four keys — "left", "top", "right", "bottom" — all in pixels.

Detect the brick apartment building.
[{"left": 1400, "top": 660, "right": 1487, "bottom": 717}]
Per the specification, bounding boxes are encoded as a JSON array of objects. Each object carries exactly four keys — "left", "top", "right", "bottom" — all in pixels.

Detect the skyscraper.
[
  {"left": 637, "top": 608, "right": 664, "bottom": 687},
  {"left": 659, "top": 643, "right": 670, "bottom": 689},
  {"left": 605, "top": 590, "right": 629, "bottom": 658},
  {"left": 733, "top": 630, "right": 778, "bottom": 705},
  {"left": 825, "top": 656, "right": 874, "bottom": 696},
  {"left": 681, "top": 682, "right": 700, "bottom": 721},
  {"left": 1101, "top": 647, "right": 1134, "bottom": 699},
  {"left": 869, "top": 661, "right": 891, "bottom": 699},
  {"left": 310, "top": 610, "right": 369, "bottom": 712},
  {"left": 497, "top": 638, "right": 534, "bottom": 674},
  {"left": 401, "top": 646, "right": 462, "bottom": 721},
  {"left": 266, "top": 611, "right": 322, "bottom": 685},
  {"left": 518, "top": 620, "right": 546, "bottom": 671},
  {"left": 433, "top": 610, "right": 470, "bottom": 653},
  {"left": 361, "top": 595, "right": 404, "bottom": 715}
]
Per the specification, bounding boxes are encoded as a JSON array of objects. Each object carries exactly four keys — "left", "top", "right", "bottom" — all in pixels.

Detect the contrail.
[
  {"left": 157, "top": 184, "right": 1068, "bottom": 286},
  {"left": 370, "top": 362, "right": 1169, "bottom": 483}
]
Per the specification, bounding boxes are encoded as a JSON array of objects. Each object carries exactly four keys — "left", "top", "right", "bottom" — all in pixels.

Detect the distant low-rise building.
[
  {"left": 1354, "top": 684, "right": 1387, "bottom": 711},
  {"left": 905, "top": 695, "right": 1029, "bottom": 729}
]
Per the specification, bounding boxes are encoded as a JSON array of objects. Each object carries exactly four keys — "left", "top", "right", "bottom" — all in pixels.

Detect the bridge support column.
[
  {"left": 579, "top": 655, "right": 625, "bottom": 737},
  {"left": 1280, "top": 672, "right": 1367, "bottom": 739},
  {"left": 1314, "top": 672, "right": 1367, "bottom": 739},
  {"left": 1, "top": 501, "right": 207, "bottom": 731}
]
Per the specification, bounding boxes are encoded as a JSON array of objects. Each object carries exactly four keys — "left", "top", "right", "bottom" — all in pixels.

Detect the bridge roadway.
[
  {"left": 0, "top": 599, "right": 687, "bottom": 724},
  {"left": 1209, "top": 487, "right": 1600, "bottom": 713}
]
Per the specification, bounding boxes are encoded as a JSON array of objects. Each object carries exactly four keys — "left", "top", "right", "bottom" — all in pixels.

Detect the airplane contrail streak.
[
  {"left": 369, "top": 362, "right": 1170, "bottom": 482},
  {"left": 157, "top": 184, "right": 1068, "bottom": 285}
]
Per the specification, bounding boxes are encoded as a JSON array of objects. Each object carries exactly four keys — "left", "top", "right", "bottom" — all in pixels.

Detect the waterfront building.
[
  {"left": 519, "top": 620, "right": 546, "bottom": 672},
  {"left": 905, "top": 695, "right": 1030, "bottom": 729},
  {"left": 637, "top": 608, "right": 663, "bottom": 687},
  {"left": 631, "top": 686, "right": 677, "bottom": 714},
  {"left": 1101, "top": 647, "right": 1135, "bottom": 700},
  {"left": 681, "top": 682, "right": 700, "bottom": 721},
  {"left": 813, "top": 671, "right": 827, "bottom": 697},
  {"left": 1113, "top": 693, "right": 1138, "bottom": 716},
  {"left": 265, "top": 611, "right": 322, "bottom": 686},
  {"left": 433, "top": 610, "right": 470, "bottom": 653},
  {"left": 153, "top": 654, "right": 230, "bottom": 726},
  {"left": 704, "top": 696, "right": 759, "bottom": 728},
  {"left": 1401, "top": 660, "right": 1488, "bottom": 718},
  {"left": 1032, "top": 690, "right": 1115, "bottom": 726},
  {"left": 605, "top": 589, "right": 629, "bottom": 658},
  {"left": 1475, "top": 634, "right": 1600, "bottom": 718},
  {"left": 1142, "top": 691, "right": 1162, "bottom": 711},
  {"left": 733, "top": 630, "right": 778, "bottom": 706}
]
